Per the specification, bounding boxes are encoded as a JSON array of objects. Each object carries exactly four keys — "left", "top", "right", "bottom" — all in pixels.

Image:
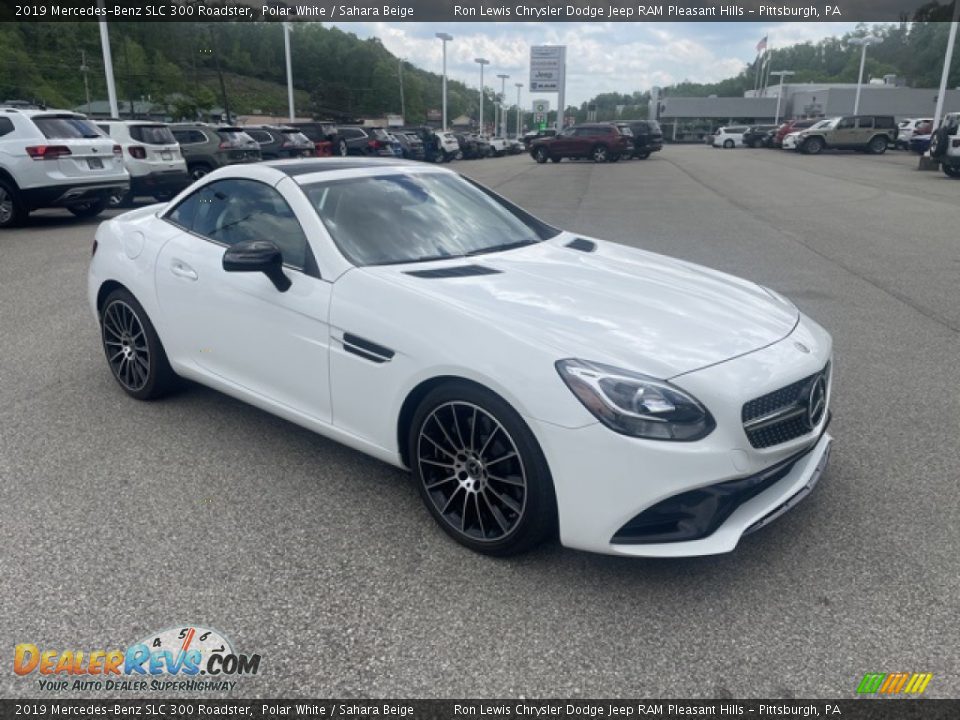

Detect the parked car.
[
  {"left": 909, "top": 133, "right": 933, "bottom": 155},
  {"left": 243, "top": 125, "right": 315, "bottom": 160},
  {"left": 711, "top": 126, "right": 750, "bottom": 149},
  {"left": 772, "top": 119, "right": 818, "bottom": 148},
  {"left": 781, "top": 131, "right": 802, "bottom": 151},
  {"left": 393, "top": 132, "right": 425, "bottom": 161},
  {"left": 472, "top": 134, "right": 494, "bottom": 159},
  {"left": 929, "top": 112, "right": 960, "bottom": 177},
  {"left": 288, "top": 121, "right": 336, "bottom": 157},
  {"left": 453, "top": 133, "right": 482, "bottom": 159},
  {"left": 88, "top": 157, "right": 833, "bottom": 557},
  {"left": 796, "top": 115, "right": 897, "bottom": 155},
  {"left": 96, "top": 120, "right": 189, "bottom": 206},
  {"left": 615, "top": 120, "right": 663, "bottom": 159},
  {"left": 896, "top": 118, "right": 933, "bottom": 150},
  {"left": 170, "top": 124, "right": 261, "bottom": 180},
  {"left": 522, "top": 129, "right": 557, "bottom": 148},
  {"left": 435, "top": 131, "right": 461, "bottom": 161},
  {"left": 0, "top": 106, "right": 129, "bottom": 228},
  {"left": 529, "top": 123, "right": 631, "bottom": 163},
  {"left": 742, "top": 125, "right": 779, "bottom": 148},
  {"left": 487, "top": 137, "right": 510, "bottom": 157},
  {"left": 507, "top": 139, "right": 525, "bottom": 155},
  {"left": 400, "top": 126, "right": 446, "bottom": 162}
]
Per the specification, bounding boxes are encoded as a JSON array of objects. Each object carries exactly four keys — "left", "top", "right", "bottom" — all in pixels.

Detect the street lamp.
[
  {"left": 435, "top": 32, "right": 452, "bottom": 131},
  {"left": 497, "top": 73, "right": 510, "bottom": 138},
  {"left": 849, "top": 36, "right": 880, "bottom": 115},
  {"left": 769, "top": 70, "right": 795, "bottom": 124},
  {"left": 475, "top": 58, "right": 489, "bottom": 134},
  {"left": 515, "top": 82, "right": 523, "bottom": 137},
  {"left": 283, "top": 22, "right": 295, "bottom": 121}
]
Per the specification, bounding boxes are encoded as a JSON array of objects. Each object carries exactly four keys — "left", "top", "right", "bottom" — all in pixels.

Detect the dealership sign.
[{"left": 529, "top": 46, "right": 565, "bottom": 92}]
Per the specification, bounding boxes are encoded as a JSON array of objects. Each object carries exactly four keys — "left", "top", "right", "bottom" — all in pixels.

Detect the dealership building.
[{"left": 658, "top": 80, "right": 960, "bottom": 141}]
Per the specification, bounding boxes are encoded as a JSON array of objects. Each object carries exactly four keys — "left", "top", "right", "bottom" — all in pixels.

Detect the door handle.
[{"left": 170, "top": 260, "right": 198, "bottom": 281}]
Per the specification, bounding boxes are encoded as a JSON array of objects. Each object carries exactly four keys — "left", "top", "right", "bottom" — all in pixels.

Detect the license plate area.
[
  {"left": 161, "top": 151, "right": 173, "bottom": 161},
  {"left": 88, "top": 158, "right": 103, "bottom": 169}
]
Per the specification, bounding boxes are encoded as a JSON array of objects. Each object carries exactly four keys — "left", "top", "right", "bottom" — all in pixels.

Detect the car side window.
[
  {"left": 857, "top": 118, "right": 875, "bottom": 129},
  {"left": 837, "top": 118, "right": 854, "bottom": 129},
  {"left": 167, "top": 179, "right": 310, "bottom": 270},
  {"left": 248, "top": 130, "right": 273, "bottom": 144},
  {"left": 0, "top": 117, "right": 14, "bottom": 137}
]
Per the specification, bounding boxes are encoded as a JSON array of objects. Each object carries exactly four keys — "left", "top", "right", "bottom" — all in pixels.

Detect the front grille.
[{"left": 742, "top": 363, "right": 830, "bottom": 449}]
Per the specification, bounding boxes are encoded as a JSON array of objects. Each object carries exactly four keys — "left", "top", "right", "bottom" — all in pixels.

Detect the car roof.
[
  {"left": 264, "top": 157, "right": 425, "bottom": 178},
  {"left": 0, "top": 106, "right": 85, "bottom": 117}
]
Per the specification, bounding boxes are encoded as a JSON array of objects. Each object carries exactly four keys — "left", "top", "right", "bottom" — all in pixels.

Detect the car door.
[
  {"left": 854, "top": 117, "right": 875, "bottom": 147},
  {"left": 832, "top": 117, "right": 857, "bottom": 147},
  {"left": 154, "top": 177, "right": 333, "bottom": 422},
  {"left": 550, "top": 127, "right": 578, "bottom": 156}
]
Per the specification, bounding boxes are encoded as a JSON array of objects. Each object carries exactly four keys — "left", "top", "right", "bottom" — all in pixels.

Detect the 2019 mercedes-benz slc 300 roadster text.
[{"left": 88, "top": 158, "right": 833, "bottom": 557}]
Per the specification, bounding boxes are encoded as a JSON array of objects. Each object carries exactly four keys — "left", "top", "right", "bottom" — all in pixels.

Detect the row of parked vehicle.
[
  {"left": 0, "top": 106, "right": 534, "bottom": 228},
  {"left": 707, "top": 113, "right": 960, "bottom": 176},
  {"left": 526, "top": 120, "right": 664, "bottom": 164}
]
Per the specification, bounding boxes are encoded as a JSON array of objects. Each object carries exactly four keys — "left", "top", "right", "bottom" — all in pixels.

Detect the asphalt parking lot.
[{"left": 1, "top": 145, "right": 958, "bottom": 699}]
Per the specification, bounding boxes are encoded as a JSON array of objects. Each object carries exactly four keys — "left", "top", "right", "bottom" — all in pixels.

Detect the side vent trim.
[
  {"left": 342, "top": 333, "right": 395, "bottom": 364},
  {"left": 566, "top": 237, "right": 597, "bottom": 253}
]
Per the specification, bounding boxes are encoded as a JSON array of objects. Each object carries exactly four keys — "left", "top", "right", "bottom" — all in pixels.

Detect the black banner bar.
[
  {"left": 1, "top": 0, "right": 958, "bottom": 23},
  {"left": 2, "top": 700, "right": 960, "bottom": 720}
]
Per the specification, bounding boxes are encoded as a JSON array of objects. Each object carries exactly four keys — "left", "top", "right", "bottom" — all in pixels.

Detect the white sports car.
[{"left": 88, "top": 158, "right": 833, "bottom": 557}]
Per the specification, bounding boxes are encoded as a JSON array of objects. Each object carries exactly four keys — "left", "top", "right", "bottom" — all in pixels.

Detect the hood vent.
[
  {"left": 566, "top": 238, "right": 596, "bottom": 253},
  {"left": 405, "top": 264, "right": 501, "bottom": 279}
]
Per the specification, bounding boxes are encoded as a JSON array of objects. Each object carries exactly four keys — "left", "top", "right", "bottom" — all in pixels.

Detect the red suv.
[{"left": 530, "top": 123, "right": 631, "bottom": 163}]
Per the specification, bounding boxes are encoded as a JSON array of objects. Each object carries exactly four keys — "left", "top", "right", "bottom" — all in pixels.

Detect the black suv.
[
  {"left": 742, "top": 125, "right": 779, "bottom": 148},
  {"left": 244, "top": 125, "right": 314, "bottom": 159},
  {"left": 615, "top": 120, "right": 663, "bottom": 159}
]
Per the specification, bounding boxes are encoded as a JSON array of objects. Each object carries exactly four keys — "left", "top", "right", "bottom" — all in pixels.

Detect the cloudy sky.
[{"left": 326, "top": 22, "right": 864, "bottom": 107}]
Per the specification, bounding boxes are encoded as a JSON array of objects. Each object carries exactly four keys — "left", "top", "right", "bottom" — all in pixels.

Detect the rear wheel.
[
  {"left": 723, "top": 139, "right": 735, "bottom": 149},
  {"left": 100, "top": 288, "right": 178, "bottom": 400},
  {"left": 943, "top": 164, "right": 960, "bottom": 178},
  {"left": 0, "top": 179, "right": 27, "bottom": 229},
  {"left": 868, "top": 135, "right": 888, "bottom": 154},
  {"left": 188, "top": 163, "right": 211, "bottom": 181},
  {"left": 534, "top": 147, "right": 548, "bottom": 164},
  {"left": 591, "top": 145, "right": 609, "bottom": 163},
  {"left": 409, "top": 382, "right": 557, "bottom": 556},
  {"left": 68, "top": 198, "right": 108, "bottom": 218}
]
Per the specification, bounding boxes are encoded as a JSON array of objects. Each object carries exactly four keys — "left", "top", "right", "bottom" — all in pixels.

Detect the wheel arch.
[
  {"left": 0, "top": 167, "right": 20, "bottom": 190},
  {"left": 96, "top": 279, "right": 129, "bottom": 314}
]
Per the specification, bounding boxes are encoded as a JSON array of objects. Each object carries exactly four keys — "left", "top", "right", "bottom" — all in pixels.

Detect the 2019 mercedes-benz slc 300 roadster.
[{"left": 88, "top": 158, "right": 833, "bottom": 557}]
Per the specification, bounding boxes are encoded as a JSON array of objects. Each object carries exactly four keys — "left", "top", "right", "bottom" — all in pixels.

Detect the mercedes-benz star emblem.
[{"left": 806, "top": 375, "right": 827, "bottom": 429}]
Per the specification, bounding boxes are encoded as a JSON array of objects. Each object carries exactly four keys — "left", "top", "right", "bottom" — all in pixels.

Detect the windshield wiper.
[{"left": 464, "top": 239, "right": 539, "bottom": 257}]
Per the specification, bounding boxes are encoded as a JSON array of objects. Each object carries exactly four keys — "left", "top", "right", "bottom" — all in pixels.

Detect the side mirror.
[{"left": 222, "top": 240, "right": 291, "bottom": 292}]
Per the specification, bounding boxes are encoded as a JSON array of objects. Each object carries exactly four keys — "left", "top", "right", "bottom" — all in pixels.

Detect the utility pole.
[
  {"left": 497, "top": 74, "right": 510, "bottom": 138},
  {"left": 436, "top": 33, "right": 452, "bottom": 131},
  {"left": 96, "top": 2, "right": 118, "bottom": 119},
  {"left": 284, "top": 22, "right": 295, "bottom": 121},
  {"left": 208, "top": 26, "right": 230, "bottom": 123},
  {"left": 770, "top": 70, "right": 794, "bottom": 123},
  {"left": 398, "top": 58, "right": 406, "bottom": 122},
  {"left": 475, "top": 58, "right": 489, "bottom": 134},
  {"left": 515, "top": 82, "right": 523, "bottom": 137},
  {"left": 849, "top": 36, "right": 880, "bottom": 115},
  {"left": 80, "top": 50, "right": 91, "bottom": 109}
]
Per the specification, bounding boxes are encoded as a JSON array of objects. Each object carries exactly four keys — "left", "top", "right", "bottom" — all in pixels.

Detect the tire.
[
  {"left": 67, "top": 198, "right": 108, "bottom": 219},
  {"left": 0, "top": 178, "right": 27, "bottom": 229},
  {"left": 929, "top": 128, "right": 949, "bottom": 158},
  {"left": 943, "top": 164, "right": 960, "bottom": 178},
  {"left": 636, "top": 151, "right": 651, "bottom": 160},
  {"left": 100, "top": 288, "right": 178, "bottom": 400},
  {"left": 591, "top": 144, "right": 609, "bottom": 163},
  {"left": 337, "top": 139, "right": 349, "bottom": 157},
  {"left": 533, "top": 147, "right": 548, "bottom": 164},
  {"left": 409, "top": 381, "right": 557, "bottom": 556},
  {"left": 867, "top": 136, "right": 888, "bottom": 154},
  {"left": 723, "top": 139, "right": 734, "bottom": 149},
  {"left": 802, "top": 137, "right": 824, "bottom": 155},
  {"left": 188, "top": 163, "right": 211, "bottom": 181}
]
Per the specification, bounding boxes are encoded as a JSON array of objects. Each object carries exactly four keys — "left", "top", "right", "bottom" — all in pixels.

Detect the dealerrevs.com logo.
[
  {"left": 14, "top": 626, "right": 261, "bottom": 692},
  {"left": 856, "top": 672, "right": 933, "bottom": 696}
]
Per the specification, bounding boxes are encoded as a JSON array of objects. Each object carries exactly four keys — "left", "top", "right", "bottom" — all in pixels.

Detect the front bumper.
[{"left": 530, "top": 316, "right": 833, "bottom": 556}]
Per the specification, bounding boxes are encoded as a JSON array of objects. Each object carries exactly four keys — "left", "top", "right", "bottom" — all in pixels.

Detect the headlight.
[{"left": 555, "top": 359, "right": 715, "bottom": 441}]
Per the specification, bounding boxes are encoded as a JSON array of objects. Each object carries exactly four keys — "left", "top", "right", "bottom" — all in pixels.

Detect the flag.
[{"left": 756, "top": 36, "right": 768, "bottom": 53}]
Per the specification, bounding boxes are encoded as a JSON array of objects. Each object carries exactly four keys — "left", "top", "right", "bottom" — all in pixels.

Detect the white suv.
[
  {"left": 711, "top": 126, "right": 749, "bottom": 148},
  {"left": 930, "top": 112, "right": 960, "bottom": 178},
  {"left": 0, "top": 107, "right": 129, "bottom": 228},
  {"left": 96, "top": 120, "right": 189, "bottom": 206},
  {"left": 435, "top": 131, "right": 461, "bottom": 161}
]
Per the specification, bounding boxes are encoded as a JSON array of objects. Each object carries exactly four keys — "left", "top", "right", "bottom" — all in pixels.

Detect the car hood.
[{"left": 364, "top": 235, "right": 799, "bottom": 379}]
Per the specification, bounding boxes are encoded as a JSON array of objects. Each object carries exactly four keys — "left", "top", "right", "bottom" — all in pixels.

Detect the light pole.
[
  {"left": 474, "top": 58, "right": 489, "bottom": 135},
  {"left": 435, "top": 33, "right": 452, "bottom": 131},
  {"left": 515, "top": 82, "right": 523, "bottom": 137},
  {"left": 96, "top": 4, "right": 118, "bottom": 118},
  {"left": 770, "top": 70, "right": 795, "bottom": 124},
  {"left": 283, "top": 22, "right": 295, "bottom": 121},
  {"left": 497, "top": 73, "right": 510, "bottom": 138},
  {"left": 849, "top": 36, "right": 880, "bottom": 115},
  {"left": 932, "top": 6, "right": 960, "bottom": 133},
  {"left": 398, "top": 58, "right": 406, "bottom": 122}
]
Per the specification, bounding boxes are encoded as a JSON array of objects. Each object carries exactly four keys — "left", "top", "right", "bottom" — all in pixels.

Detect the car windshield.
[
  {"left": 304, "top": 172, "right": 557, "bottom": 266},
  {"left": 129, "top": 124, "right": 176, "bottom": 145},
  {"left": 33, "top": 115, "right": 103, "bottom": 139},
  {"left": 809, "top": 118, "right": 840, "bottom": 130}
]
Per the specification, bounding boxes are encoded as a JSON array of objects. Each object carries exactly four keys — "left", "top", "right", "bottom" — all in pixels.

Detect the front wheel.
[
  {"left": 410, "top": 383, "right": 557, "bottom": 556},
  {"left": 68, "top": 198, "right": 108, "bottom": 218},
  {"left": 0, "top": 179, "right": 27, "bottom": 229},
  {"left": 100, "top": 288, "right": 178, "bottom": 400},
  {"left": 802, "top": 137, "right": 824, "bottom": 155},
  {"left": 723, "top": 139, "right": 735, "bottom": 149},
  {"left": 533, "top": 148, "right": 548, "bottom": 164}
]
